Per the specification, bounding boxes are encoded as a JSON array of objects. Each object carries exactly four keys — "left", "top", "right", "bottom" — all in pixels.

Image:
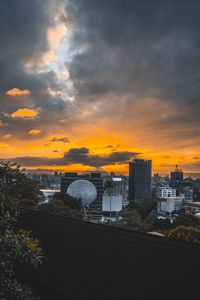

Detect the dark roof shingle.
[{"left": 17, "top": 210, "right": 200, "bottom": 299}]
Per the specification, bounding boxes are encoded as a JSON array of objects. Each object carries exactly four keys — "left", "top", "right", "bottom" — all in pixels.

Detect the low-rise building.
[
  {"left": 183, "top": 187, "right": 193, "bottom": 201},
  {"left": 157, "top": 196, "right": 184, "bottom": 214},
  {"left": 193, "top": 187, "right": 200, "bottom": 202},
  {"left": 40, "top": 189, "right": 60, "bottom": 203},
  {"left": 102, "top": 195, "right": 123, "bottom": 212},
  {"left": 156, "top": 186, "right": 176, "bottom": 198}
]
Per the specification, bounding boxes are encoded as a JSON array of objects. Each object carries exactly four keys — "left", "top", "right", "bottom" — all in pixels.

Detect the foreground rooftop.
[{"left": 17, "top": 210, "right": 200, "bottom": 299}]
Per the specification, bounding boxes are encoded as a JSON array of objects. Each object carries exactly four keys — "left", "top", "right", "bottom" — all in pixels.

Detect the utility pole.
[
  {"left": 109, "top": 185, "right": 112, "bottom": 227},
  {"left": 104, "top": 179, "right": 113, "bottom": 227}
]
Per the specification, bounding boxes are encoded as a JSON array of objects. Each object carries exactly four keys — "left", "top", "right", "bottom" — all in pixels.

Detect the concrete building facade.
[{"left": 157, "top": 197, "right": 184, "bottom": 214}]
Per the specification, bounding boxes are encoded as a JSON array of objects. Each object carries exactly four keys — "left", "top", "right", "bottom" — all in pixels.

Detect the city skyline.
[{"left": 1, "top": 1, "right": 200, "bottom": 174}]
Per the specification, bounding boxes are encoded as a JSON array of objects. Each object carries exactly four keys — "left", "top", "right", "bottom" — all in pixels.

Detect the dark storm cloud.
[
  {"left": 1, "top": 0, "right": 200, "bottom": 160},
  {"left": 0, "top": 1, "right": 50, "bottom": 91},
  {"left": 0, "top": 0, "right": 72, "bottom": 139},
  {"left": 66, "top": 0, "right": 200, "bottom": 100},
  {"left": 4, "top": 147, "right": 138, "bottom": 167},
  {"left": 65, "top": 0, "right": 200, "bottom": 144}
]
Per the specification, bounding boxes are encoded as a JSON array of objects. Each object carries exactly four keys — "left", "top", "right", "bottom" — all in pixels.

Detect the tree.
[
  {"left": 0, "top": 161, "right": 43, "bottom": 210},
  {"left": 0, "top": 215, "right": 43, "bottom": 299},
  {"left": 153, "top": 218, "right": 173, "bottom": 231},
  {"left": 167, "top": 225, "right": 200, "bottom": 244},
  {"left": 0, "top": 161, "right": 44, "bottom": 299},
  {"left": 39, "top": 192, "right": 84, "bottom": 219},
  {"left": 53, "top": 192, "right": 82, "bottom": 210},
  {"left": 127, "top": 199, "right": 157, "bottom": 220},
  {"left": 173, "top": 213, "right": 200, "bottom": 227},
  {"left": 117, "top": 209, "right": 155, "bottom": 232},
  {"left": 116, "top": 199, "right": 157, "bottom": 232}
]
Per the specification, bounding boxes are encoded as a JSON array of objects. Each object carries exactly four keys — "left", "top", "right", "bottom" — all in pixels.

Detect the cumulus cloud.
[
  {"left": 3, "top": 134, "right": 12, "bottom": 139},
  {"left": 6, "top": 88, "right": 31, "bottom": 96},
  {"left": 10, "top": 108, "right": 39, "bottom": 119},
  {"left": 28, "top": 129, "right": 41, "bottom": 135}
]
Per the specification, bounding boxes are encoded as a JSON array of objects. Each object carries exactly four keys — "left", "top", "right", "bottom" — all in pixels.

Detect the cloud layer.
[
  {"left": 0, "top": 0, "right": 200, "bottom": 172},
  {"left": 5, "top": 147, "right": 138, "bottom": 168}
]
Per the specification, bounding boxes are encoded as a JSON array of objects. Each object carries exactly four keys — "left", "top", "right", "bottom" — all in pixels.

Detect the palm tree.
[{"left": 104, "top": 179, "right": 113, "bottom": 226}]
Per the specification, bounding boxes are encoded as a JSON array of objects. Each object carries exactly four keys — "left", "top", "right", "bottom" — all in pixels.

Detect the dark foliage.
[
  {"left": 167, "top": 225, "right": 200, "bottom": 244},
  {"left": 174, "top": 213, "right": 200, "bottom": 227},
  {"left": 127, "top": 199, "right": 157, "bottom": 220},
  {"left": 0, "top": 161, "right": 43, "bottom": 210},
  {"left": 53, "top": 192, "right": 82, "bottom": 210},
  {"left": 39, "top": 192, "right": 84, "bottom": 219},
  {"left": 0, "top": 161, "right": 44, "bottom": 299},
  {"left": 153, "top": 218, "right": 173, "bottom": 230}
]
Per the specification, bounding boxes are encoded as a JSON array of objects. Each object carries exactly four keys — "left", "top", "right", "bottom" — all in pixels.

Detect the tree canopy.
[
  {"left": 39, "top": 192, "right": 84, "bottom": 219},
  {"left": 0, "top": 161, "right": 43, "bottom": 210},
  {"left": 167, "top": 225, "right": 200, "bottom": 244},
  {"left": 127, "top": 199, "right": 157, "bottom": 220},
  {"left": 116, "top": 199, "right": 157, "bottom": 232},
  {"left": 119, "top": 209, "right": 152, "bottom": 232},
  {"left": 0, "top": 161, "right": 44, "bottom": 299},
  {"left": 173, "top": 213, "right": 200, "bottom": 227}
]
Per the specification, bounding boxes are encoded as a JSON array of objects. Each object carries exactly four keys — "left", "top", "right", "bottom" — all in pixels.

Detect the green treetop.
[
  {"left": 0, "top": 161, "right": 44, "bottom": 299},
  {"left": 0, "top": 161, "right": 43, "bottom": 211}
]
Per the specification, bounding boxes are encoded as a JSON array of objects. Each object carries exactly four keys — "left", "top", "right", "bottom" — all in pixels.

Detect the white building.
[
  {"left": 157, "top": 196, "right": 184, "bottom": 214},
  {"left": 156, "top": 186, "right": 176, "bottom": 198},
  {"left": 103, "top": 176, "right": 128, "bottom": 207},
  {"left": 102, "top": 195, "right": 123, "bottom": 212}
]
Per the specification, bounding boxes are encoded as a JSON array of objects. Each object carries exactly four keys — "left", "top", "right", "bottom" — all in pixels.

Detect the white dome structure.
[{"left": 67, "top": 179, "right": 97, "bottom": 206}]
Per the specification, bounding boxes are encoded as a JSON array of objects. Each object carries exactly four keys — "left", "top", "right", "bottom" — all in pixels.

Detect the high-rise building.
[
  {"left": 61, "top": 172, "right": 103, "bottom": 211},
  {"left": 129, "top": 159, "right": 152, "bottom": 202},
  {"left": 170, "top": 165, "right": 183, "bottom": 182}
]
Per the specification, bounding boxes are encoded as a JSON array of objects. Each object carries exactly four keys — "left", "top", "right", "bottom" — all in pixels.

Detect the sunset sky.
[{"left": 0, "top": 0, "right": 200, "bottom": 174}]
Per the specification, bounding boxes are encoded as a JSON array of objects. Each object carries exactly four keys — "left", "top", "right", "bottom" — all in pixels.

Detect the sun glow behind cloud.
[{"left": 0, "top": 1, "right": 200, "bottom": 175}]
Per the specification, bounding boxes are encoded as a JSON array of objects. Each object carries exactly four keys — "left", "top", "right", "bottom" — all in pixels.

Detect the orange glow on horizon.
[{"left": 0, "top": 120, "right": 199, "bottom": 174}]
